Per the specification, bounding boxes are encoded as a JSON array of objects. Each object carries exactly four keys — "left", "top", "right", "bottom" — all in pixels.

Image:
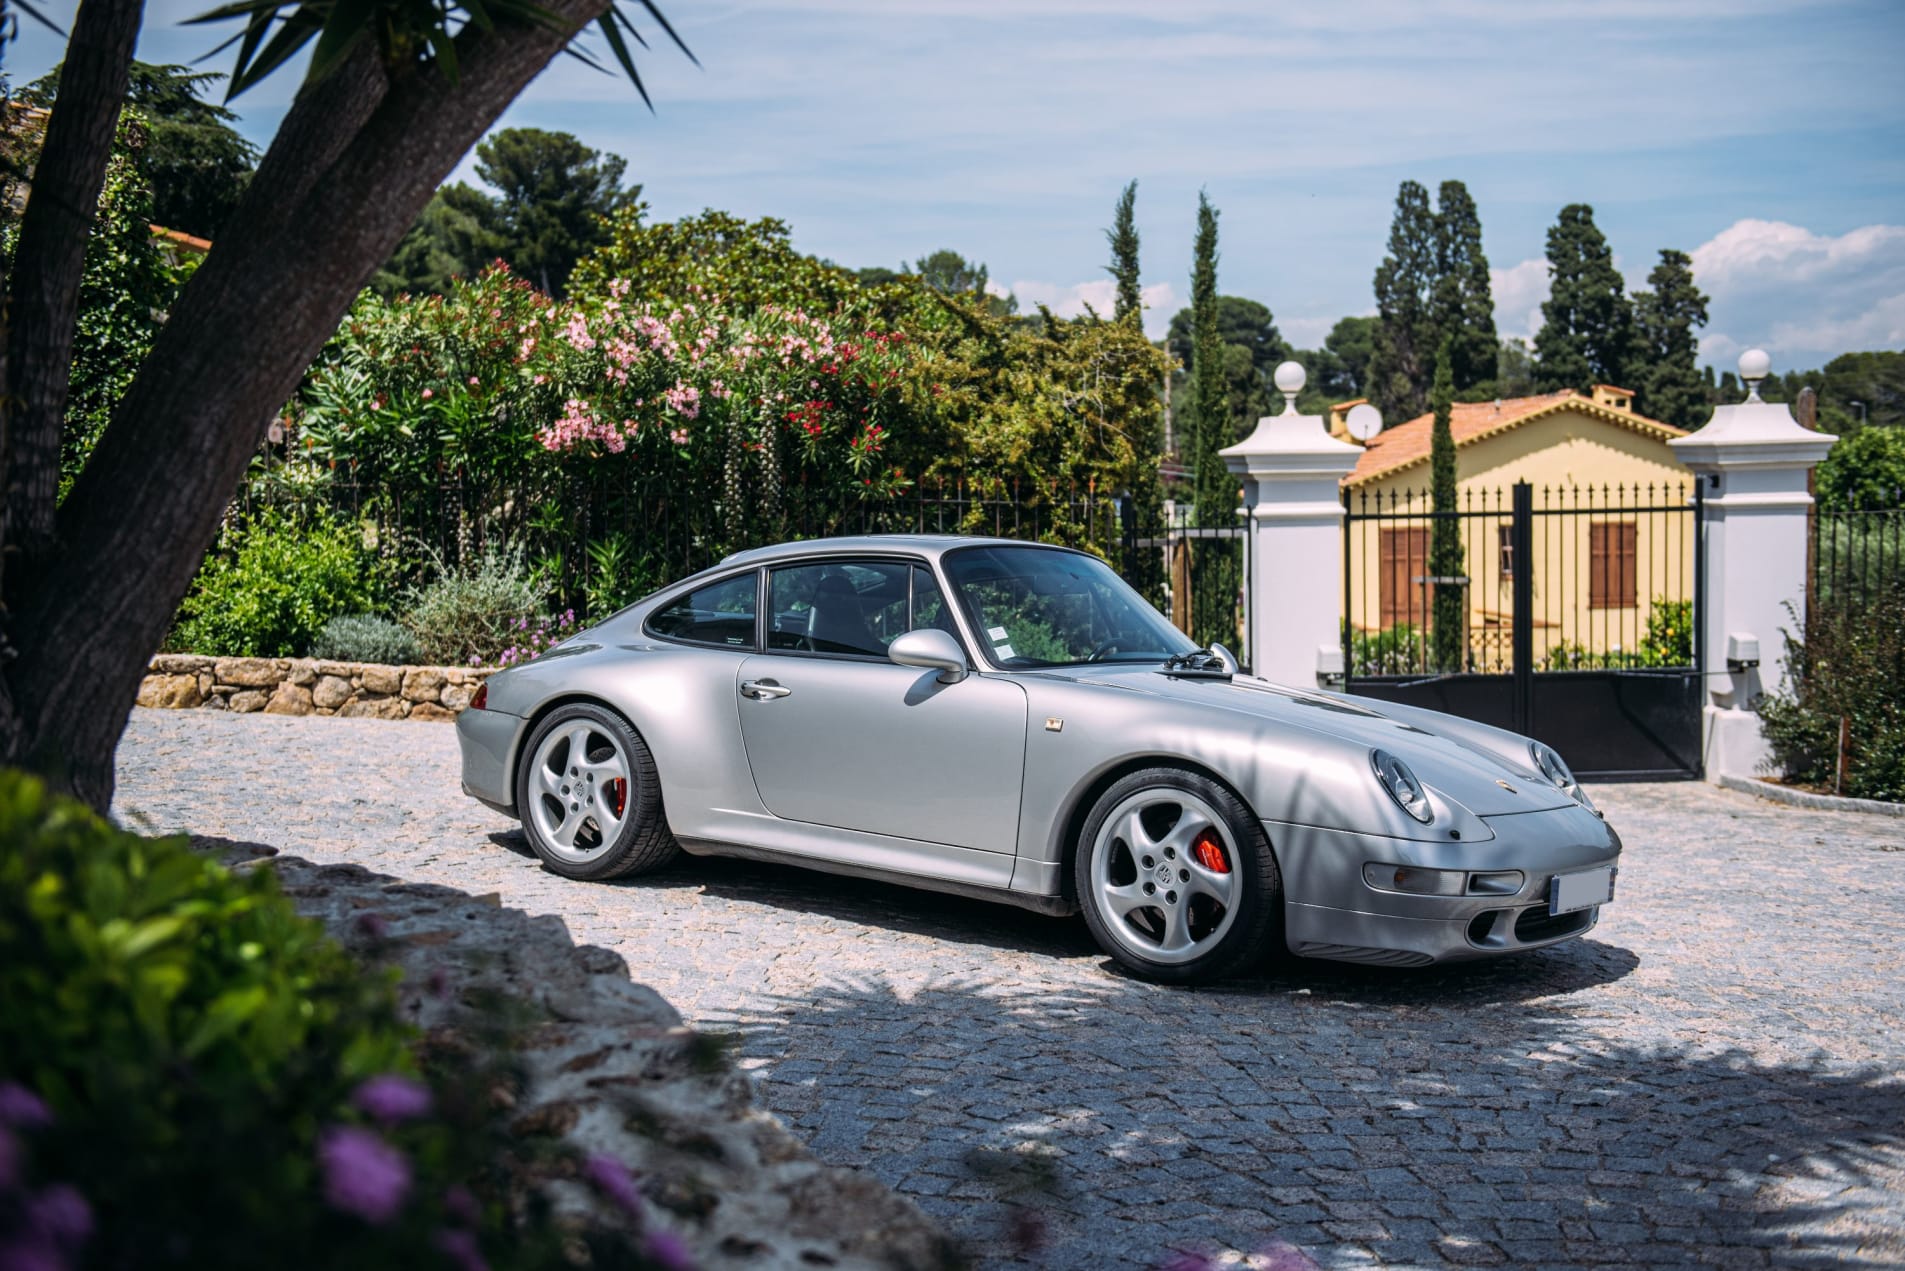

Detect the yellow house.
[{"left": 1335, "top": 386, "right": 1695, "bottom": 668}]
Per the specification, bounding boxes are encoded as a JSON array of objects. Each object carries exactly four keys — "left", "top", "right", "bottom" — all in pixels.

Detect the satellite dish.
[{"left": 1345, "top": 402, "right": 1383, "bottom": 442}]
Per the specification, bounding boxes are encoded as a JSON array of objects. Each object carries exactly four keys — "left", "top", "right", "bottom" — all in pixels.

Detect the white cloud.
[
  {"left": 1007, "top": 279, "right": 1180, "bottom": 339},
  {"left": 1691, "top": 219, "right": 1905, "bottom": 370},
  {"left": 1491, "top": 257, "right": 1551, "bottom": 341}
]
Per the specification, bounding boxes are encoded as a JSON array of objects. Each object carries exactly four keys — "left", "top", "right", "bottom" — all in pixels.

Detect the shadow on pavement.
[{"left": 732, "top": 973, "right": 1905, "bottom": 1269}]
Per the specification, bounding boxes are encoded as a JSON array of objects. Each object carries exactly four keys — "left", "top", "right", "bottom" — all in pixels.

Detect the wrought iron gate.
[{"left": 1343, "top": 480, "right": 1706, "bottom": 781}]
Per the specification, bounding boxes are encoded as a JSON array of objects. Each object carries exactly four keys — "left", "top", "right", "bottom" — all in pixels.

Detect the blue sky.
[{"left": 10, "top": 0, "right": 1904, "bottom": 373}]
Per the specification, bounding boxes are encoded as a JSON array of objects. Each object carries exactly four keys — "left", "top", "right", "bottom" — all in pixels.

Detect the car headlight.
[
  {"left": 1371, "top": 749, "right": 1433, "bottom": 823},
  {"left": 1531, "top": 741, "right": 1596, "bottom": 813}
]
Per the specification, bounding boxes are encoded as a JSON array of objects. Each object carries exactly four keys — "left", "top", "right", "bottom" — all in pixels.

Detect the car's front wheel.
[
  {"left": 1074, "top": 767, "right": 1281, "bottom": 984},
  {"left": 515, "top": 703, "right": 678, "bottom": 881}
]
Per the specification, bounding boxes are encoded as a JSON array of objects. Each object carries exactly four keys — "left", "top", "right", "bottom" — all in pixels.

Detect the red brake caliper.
[
  {"left": 608, "top": 779, "right": 627, "bottom": 817},
  {"left": 1191, "top": 832, "right": 1230, "bottom": 874}
]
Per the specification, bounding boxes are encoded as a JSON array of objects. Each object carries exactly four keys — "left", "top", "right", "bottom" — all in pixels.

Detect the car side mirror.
[{"left": 889, "top": 628, "right": 968, "bottom": 683}]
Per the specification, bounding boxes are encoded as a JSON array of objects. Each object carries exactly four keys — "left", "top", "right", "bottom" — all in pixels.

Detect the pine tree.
[
  {"left": 1106, "top": 180, "right": 1142, "bottom": 324},
  {"left": 1431, "top": 180, "right": 1498, "bottom": 393},
  {"left": 1631, "top": 249, "right": 1710, "bottom": 429},
  {"left": 1368, "top": 181, "right": 1438, "bottom": 422},
  {"left": 1428, "top": 339, "right": 1465, "bottom": 671},
  {"left": 1533, "top": 204, "right": 1635, "bottom": 394}
]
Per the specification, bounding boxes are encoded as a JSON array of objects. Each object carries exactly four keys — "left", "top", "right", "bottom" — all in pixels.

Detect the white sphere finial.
[
  {"left": 1739, "top": 348, "right": 1771, "bottom": 402},
  {"left": 1274, "top": 360, "right": 1306, "bottom": 414}
]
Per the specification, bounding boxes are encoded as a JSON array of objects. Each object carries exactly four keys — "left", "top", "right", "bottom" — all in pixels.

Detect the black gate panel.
[
  {"left": 1343, "top": 479, "right": 1706, "bottom": 782},
  {"left": 1530, "top": 670, "right": 1702, "bottom": 780}
]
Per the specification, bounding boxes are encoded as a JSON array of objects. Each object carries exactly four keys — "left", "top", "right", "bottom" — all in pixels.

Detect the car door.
[{"left": 735, "top": 558, "right": 1028, "bottom": 855}]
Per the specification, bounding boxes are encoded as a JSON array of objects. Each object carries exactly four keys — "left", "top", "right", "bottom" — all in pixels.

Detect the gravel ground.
[{"left": 114, "top": 708, "right": 1905, "bottom": 1270}]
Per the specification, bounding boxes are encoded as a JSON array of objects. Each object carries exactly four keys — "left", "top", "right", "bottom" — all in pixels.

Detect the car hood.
[{"left": 1028, "top": 665, "right": 1573, "bottom": 817}]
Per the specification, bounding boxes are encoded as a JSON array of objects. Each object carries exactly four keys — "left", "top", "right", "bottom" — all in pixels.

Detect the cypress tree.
[
  {"left": 1106, "top": 180, "right": 1142, "bottom": 324},
  {"left": 1428, "top": 339, "right": 1465, "bottom": 671},
  {"left": 1431, "top": 180, "right": 1497, "bottom": 392},
  {"left": 1533, "top": 204, "right": 1635, "bottom": 393},
  {"left": 1368, "top": 180, "right": 1438, "bottom": 422},
  {"left": 1188, "top": 191, "right": 1239, "bottom": 650},
  {"left": 1190, "top": 192, "right": 1229, "bottom": 522},
  {"left": 1632, "top": 249, "right": 1710, "bottom": 429}
]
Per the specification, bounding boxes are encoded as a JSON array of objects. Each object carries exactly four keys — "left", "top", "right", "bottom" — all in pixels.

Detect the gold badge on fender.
[{"left": 1496, "top": 779, "right": 1517, "bottom": 793}]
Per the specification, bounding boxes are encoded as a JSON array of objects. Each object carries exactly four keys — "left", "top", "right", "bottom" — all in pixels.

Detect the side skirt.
[{"left": 675, "top": 835, "right": 1080, "bottom": 918}]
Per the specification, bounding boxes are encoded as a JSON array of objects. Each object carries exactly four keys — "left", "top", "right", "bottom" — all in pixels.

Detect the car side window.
[
  {"left": 648, "top": 573, "right": 758, "bottom": 648},
  {"left": 911, "top": 566, "right": 955, "bottom": 634},
  {"left": 766, "top": 561, "right": 916, "bottom": 657}
]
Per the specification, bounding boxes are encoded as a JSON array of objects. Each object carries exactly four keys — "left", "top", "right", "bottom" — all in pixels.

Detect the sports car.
[{"left": 456, "top": 535, "right": 1618, "bottom": 983}]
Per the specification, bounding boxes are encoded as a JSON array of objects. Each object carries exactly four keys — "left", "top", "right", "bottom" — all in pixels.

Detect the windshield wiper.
[{"left": 1159, "top": 644, "right": 1239, "bottom": 678}]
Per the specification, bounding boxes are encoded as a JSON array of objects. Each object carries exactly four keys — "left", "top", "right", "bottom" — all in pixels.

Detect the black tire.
[
  {"left": 514, "top": 702, "right": 679, "bottom": 881},
  {"left": 1073, "top": 766, "right": 1281, "bottom": 984}
]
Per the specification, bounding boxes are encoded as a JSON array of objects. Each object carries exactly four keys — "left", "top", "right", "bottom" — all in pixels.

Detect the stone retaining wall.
[{"left": 138, "top": 655, "right": 493, "bottom": 721}]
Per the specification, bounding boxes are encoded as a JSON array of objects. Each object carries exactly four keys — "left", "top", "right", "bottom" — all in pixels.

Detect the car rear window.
[{"left": 647, "top": 573, "right": 758, "bottom": 648}]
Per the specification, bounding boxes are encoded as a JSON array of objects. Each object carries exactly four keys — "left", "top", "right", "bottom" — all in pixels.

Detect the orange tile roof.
[
  {"left": 150, "top": 224, "right": 212, "bottom": 254},
  {"left": 1344, "top": 389, "right": 1684, "bottom": 487}
]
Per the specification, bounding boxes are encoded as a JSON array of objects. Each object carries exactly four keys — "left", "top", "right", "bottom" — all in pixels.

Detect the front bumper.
[
  {"left": 1272, "top": 801, "right": 1619, "bottom": 966},
  {"left": 455, "top": 705, "right": 522, "bottom": 816}
]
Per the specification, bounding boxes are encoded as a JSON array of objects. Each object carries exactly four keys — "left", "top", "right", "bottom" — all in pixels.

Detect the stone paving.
[{"left": 114, "top": 708, "right": 1905, "bottom": 1270}]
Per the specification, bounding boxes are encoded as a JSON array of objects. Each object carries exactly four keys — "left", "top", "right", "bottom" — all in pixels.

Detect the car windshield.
[{"left": 942, "top": 545, "right": 1201, "bottom": 668}]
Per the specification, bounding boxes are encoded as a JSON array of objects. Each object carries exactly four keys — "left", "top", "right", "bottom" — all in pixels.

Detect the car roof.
[{"left": 717, "top": 534, "right": 1086, "bottom": 568}]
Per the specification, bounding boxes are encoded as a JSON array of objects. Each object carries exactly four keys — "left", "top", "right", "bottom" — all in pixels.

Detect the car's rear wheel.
[
  {"left": 515, "top": 703, "right": 678, "bottom": 881},
  {"left": 1074, "top": 767, "right": 1281, "bottom": 984}
]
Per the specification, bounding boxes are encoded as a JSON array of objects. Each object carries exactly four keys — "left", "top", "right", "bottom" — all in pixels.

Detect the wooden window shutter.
[
  {"left": 1380, "top": 527, "right": 1430, "bottom": 628},
  {"left": 1590, "top": 521, "right": 1637, "bottom": 609}
]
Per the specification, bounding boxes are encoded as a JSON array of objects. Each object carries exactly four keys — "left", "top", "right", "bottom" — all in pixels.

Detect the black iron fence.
[
  {"left": 1811, "top": 503, "right": 1904, "bottom": 623},
  {"left": 237, "top": 456, "right": 1249, "bottom": 650},
  {"left": 1343, "top": 481, "right": 1701, "bottom": 678}
]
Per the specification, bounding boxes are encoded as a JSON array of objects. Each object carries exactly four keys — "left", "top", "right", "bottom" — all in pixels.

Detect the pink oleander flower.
[
  {"left": 662, "top": 382, "right": 700, "bottom": 419},
  {"left": 669, "top": 428, "right": 689, "bottom": 446},
  {"left": 352, "top": 1075, "right": 432, "bottom": 1125},
  {"left": 318, "top": 1126, "right": 411, "bottom": 1225},
  {"left": 561, "top": 312, "right": 596, "bottom": 351},
  {"left": 421, "top": 388, "right": 433, "bottom": 399}
]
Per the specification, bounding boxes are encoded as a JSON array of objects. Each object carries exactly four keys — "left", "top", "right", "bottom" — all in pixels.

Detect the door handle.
[{"left": 740, "top": 679, "right": 791, "bottom": 700}]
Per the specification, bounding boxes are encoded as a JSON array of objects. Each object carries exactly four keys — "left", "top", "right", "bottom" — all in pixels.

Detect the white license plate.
[{"left": 1548, "top": 866, "right": 1615, "bottom": 915}]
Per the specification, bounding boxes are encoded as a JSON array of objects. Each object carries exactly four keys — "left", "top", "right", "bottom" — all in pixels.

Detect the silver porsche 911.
[{"left": 456, "top": 535, "right": 1618, "bottom": 984}]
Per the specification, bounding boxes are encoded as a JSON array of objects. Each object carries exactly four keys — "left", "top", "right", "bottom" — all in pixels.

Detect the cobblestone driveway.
[{"left": 114, "top": 709, "right": 1905, "bottom": 1270}]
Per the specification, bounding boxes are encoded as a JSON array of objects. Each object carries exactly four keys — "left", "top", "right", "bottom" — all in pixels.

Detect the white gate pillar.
[
  {"left": 1668, "top": 350, "right": 1836, "bottom": 783},
  {"left": 1222, "top": 362, "right": 1363, "bottom": 687}
]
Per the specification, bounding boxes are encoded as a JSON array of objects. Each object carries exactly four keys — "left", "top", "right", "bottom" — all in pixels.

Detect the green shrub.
[
  {"left": 172, "top": 508, "right": 384, "bottom": 657},
  {"left": 0, "top": 773, "right": 496, "bottom": 1266},
  {"left": 402, "top": 542, "right": 543, "bottom": 667},
  {"left": 1350, "top": 623, "right": 1425, "bottom": 676},
  {"left": 311, "top": 614, "right": 424, "bottom": 665},
  {"left": 1759, "top": 590, "right": 1905, "bottom": 802}
]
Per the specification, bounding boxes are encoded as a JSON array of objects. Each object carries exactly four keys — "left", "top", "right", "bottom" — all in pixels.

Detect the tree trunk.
[
  {"left": 0, "top": 0, "right": 610, "bottom": 810},
  {"left": 2, "top": 0, "right": 144, "bottom": 570}
]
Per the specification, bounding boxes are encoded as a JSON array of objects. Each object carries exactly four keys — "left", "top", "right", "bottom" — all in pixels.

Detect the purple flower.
[
  {"left": 318, "top": 1125, "right": 412, "bottom": 1225},
  {"left": 642, "top": 1228, "right": 695, "bottom": 1271},
  {"left": 352, "top": 1075, "right": 432, "bottom": 1125},
  {"left": 442, "top": 1184, "right": 480, "bottom": 1227},
  {"left": 433, "top": 1227, "right": 489, "bottom": 1271},
  {"left": 1255, "top": 1242, "right": 1321, "bottom": 1271},
  {"left": 582, "top": 1153, "right": 643, "bottom": 1214},
  {"left": 0, "top": 1086, "right": 51, "bottom": 1130},
  {"left": 1158, "top": 1256, "right": 1215, "bottom": 1271},
  {"left": 26, "top": 1185, "right": 91, "bottom": 1249},
  {"left": 353, "top": 912, "right": 389, "bottom": 942},
  {"left": 0, "top": 1239, "right": 62, "bottom": 1271}
]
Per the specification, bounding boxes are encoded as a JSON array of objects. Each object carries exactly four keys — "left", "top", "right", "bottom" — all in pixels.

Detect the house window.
[
  {"left": 1498, "top": 525, "right": 1514, "bottom": 582},
  {"left": 1589, "top": 521, "right": 1637, "bottom": 610},
  {"left": 1379, "top": 527, "right": 1430, "bottom": 628}
]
